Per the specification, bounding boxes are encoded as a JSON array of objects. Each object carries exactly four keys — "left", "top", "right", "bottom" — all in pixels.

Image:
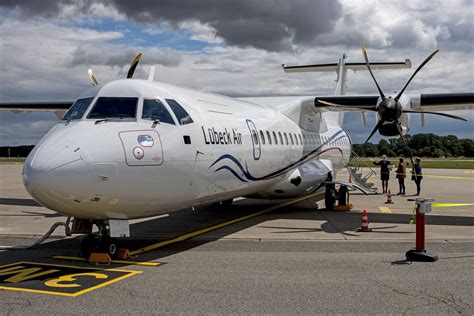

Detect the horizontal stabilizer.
[{"left": 282, "top": 60, "right": 411, "bottom": 73}]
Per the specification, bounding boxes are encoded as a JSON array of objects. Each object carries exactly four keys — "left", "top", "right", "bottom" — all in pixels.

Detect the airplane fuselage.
[{"left": 23, "top": 79, "right": 351, "bottom": 219}]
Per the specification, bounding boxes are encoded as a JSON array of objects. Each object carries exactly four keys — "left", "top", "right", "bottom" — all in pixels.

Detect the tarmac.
[{"left": 0, "top": 163, "right": 473, "bottom": 314}]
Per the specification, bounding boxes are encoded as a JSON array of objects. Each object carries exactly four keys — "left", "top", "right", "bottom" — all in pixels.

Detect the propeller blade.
[
  {"left": 404, "top": 109, "right": 467, "bottom": 121},
  {"left": 127, "top": 53, "right": 142, "bottom": 79},
  {"left": 87, "top": 68, "right": 98, "bottom": 86},
  {"left": 361, "top": 42, "right": 385, "bottom": 100},
  {"left": 395, "top": 50, "right": 439, "bottom": 101},
  {"left": 394, "top": 120, "right": 417, "bottom": 180},
  {"left": 356, "top": 120, "right": 383, "bottom": 157}
]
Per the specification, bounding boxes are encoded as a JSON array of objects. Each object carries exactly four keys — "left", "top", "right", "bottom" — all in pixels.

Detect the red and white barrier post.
[{"left": 406, "top": 198, "right": 438, "bottom": 262}]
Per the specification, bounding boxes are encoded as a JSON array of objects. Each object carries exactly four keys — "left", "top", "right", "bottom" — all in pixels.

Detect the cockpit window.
[
  {"left": 87, "top": 97, "right": 138, "bottom": 119},
  {"left": 142, "top": 99, "right": 175, "bottom": 125},
  {"left": 165, "top": 99, "right": 194, "bottom": 125},
  {"left": 62, "top": 97, "right": 93, "bottom": 121}
]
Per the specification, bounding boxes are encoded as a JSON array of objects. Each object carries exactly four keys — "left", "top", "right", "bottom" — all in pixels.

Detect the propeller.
[
  {"left": 127, "top": 53, "right": 142, "bottom": 79},
  {"left": 318, "top": 44, "right": 467, "bottom": 173},
  {"left": 87, "top": 68, "right": 99, "bottom": 86},
  {"left": 86, "top": 52, "right": 143, "bottom": 85}
]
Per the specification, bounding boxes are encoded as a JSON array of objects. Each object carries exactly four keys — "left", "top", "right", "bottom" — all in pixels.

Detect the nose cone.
[{"left": 23, "top": 141, "right": 92, "bottom": 211}]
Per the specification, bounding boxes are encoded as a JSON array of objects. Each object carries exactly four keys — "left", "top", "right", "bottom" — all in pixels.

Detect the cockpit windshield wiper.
[
  {"left": 94, "top": 118, "right": 109, "bottom": 124},
  {"left": 151, "top": 116, "right": 160, "bottom": 128}
]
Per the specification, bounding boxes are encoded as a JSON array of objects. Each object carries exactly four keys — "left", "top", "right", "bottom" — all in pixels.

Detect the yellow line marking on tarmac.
[
  {"left": 0, "top": 261, "right": 141, "bottom": 297},
  {"left": 378, "top": 206, "right": 392, "bottom": 213},
  {"left": 52, "top": 255, "right": 161, "bottom": 267},
  {"left": 432, "top": 203, "right": 474, "bottom": 208},
  {"left": 129, "top": 192, "right": 324, "bottom": 256},
  {"left": 423, "top": 174, "right": 474, "bottom": 180}
]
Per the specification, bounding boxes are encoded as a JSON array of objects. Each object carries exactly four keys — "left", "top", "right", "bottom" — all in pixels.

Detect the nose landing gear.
[{"left": 80, "top": 222, "right": 119, "bottom": 259}]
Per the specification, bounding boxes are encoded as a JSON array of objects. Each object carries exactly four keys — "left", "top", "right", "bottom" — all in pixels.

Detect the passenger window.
[
  {"left": 63, "top": 97, "right": 94, "bottom": 121},
  {"left": 289, "top": 134, "right": 294, "bottom": 145},
  {"left": 166, "top": 99, "right": 194, "bottom": 125},
  {"left": 278, "top": 132, "right": 283, "bottom": 145},
  {"left": 273, "top": 131, "right": 278, "bottom": 145},
  {"left": 266, "top": 131, "right": 272, "bottom": 145},
  {"left": 294, "top": 134, "right": 298, "bottom": 145},
  {"left": 284, "top": 133, "right": 288, "bottom": 145},
  {"left": 298, "top": 134, "right": 302, "bottom": 145},
  {"left": 142, "top": 99, "right": 175, "bottom": 125},
  {"left": 259, "top": 130, "right": 265, "bottom": 145},
  {"left": 88, "top": 97, "right": 138, "bottom": 119}
]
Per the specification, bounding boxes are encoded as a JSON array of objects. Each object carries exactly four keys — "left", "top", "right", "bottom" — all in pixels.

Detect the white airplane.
[{"left": 1, "top": 46, "right": 472, "bottom": 257}]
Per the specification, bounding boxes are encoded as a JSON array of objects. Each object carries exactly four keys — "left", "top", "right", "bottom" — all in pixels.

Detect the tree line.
[{"left": 353, "top": 134, "right": 474, "bottom": 158}]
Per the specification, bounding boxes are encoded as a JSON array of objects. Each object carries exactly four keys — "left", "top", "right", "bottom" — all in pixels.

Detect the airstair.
[{"left": 347, "top": 152, "right": 378, "bottom": 194}]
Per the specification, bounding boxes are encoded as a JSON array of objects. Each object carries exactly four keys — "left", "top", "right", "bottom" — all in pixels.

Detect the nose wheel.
[{"left": 80, "top": 226, "right": 119, "bottom": 259}]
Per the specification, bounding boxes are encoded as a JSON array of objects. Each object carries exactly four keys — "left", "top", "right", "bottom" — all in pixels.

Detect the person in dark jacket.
[
  {"left": 373, "top": 155, "right": 391, "bottom": 194},
  {"left": 412, "top": 157, "right": 423, "bottom": 196},
  {"left": 395, "top": 158, "right": 406, "bottom": 195}
]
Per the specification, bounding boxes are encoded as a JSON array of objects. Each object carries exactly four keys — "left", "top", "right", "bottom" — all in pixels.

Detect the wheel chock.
[
  {"left": 116, "top": 248, "right": 130, "bottom": 259},
  {"left": 333, "top": 204, "right": 353, "bottom": 211},
  {"left": 89, "top": 252, "right": 112, "bottom": 264}
]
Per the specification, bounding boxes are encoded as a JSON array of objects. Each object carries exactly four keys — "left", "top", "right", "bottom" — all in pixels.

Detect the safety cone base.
[
  {"left": 385, "top": 201, "right": 394, "bottom": 204},
  {"left": 357, "top": 228, "right": 372, "bottom": 232},
  {"left": 405, "top": 249, "right": 438, "bottom": 262}
]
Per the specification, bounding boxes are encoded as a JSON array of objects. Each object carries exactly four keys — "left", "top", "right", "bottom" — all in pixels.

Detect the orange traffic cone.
[
  {"left": 357, "top": 209, "right": 371, "bottom": 232},
  {"left": 385, "top": 189, "right": 394, "bottom": 204}
]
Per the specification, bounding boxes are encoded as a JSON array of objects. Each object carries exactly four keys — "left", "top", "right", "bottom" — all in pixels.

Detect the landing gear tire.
[
  {"left": 80, "top": 234, "right": 100, "bottom": 258},
  {"left": 80, "top": 234, "right": 118, "bottom": 259},
  {"left": 325, "top": 189, "right": 336, "bottom": 211},
  {"left": 100, "top": 237, "right": 118, "bottom": 258}
]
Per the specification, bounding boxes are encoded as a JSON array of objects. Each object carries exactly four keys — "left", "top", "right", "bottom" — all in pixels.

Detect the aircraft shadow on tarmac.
[
  {"left": 0, "top": 198, "right": 41, "bottom": 207},
  {"left": 0, "top": 196, "right": 473, "bottom": 268}
]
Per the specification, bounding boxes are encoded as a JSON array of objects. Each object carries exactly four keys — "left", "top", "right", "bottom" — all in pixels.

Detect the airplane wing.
[
  {"left": 315, "top": 93, "right": 474, "bottom": 112},
  {"left": 0, "top": 101, "right": 73, "bottom": 119},
  {"left": 0, "top": 101, "right": 73, "bottom": 112}
]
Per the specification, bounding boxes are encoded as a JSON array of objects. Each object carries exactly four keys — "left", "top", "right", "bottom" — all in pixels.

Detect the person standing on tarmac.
[
  {"left": 373, "top": 155, "right": 391, "bottom": 194},
  {"left": 395, "top": 158, "right": 406, "bottom": 195},
  {"left": 412, "top": 157, "right": 423, "bottom": 196}
]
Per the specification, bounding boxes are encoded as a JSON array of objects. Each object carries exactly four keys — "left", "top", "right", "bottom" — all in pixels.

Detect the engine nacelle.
[{"left": 377, "top": 113, "right": 409, "bottom": 137}]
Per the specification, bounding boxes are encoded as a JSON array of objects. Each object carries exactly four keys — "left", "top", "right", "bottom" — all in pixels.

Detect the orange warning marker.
[
  {"left": 116, "top": 248, "right": 130, "bottom": 260},
  {"left": 385, "top": 189, "right": 394, "bottom": 204},
  {"left": 357, "top": 209, "right": 371, "bottom": 232}
]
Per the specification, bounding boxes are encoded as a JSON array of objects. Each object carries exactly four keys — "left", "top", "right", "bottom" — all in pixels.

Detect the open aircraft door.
[
  {"left": 119, "top": 130, "right": 163, "bottom": 166},
  {"left": 246, "top": 119, "right": 261, "bottom": 160}
]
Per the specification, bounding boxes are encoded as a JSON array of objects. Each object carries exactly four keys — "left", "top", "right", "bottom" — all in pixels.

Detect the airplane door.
[
  {"left": 119, "top": 130, "right": 163, "bottom": 166},
  {"left": 246, "top": 119, "right": 261, "bottom": 160}
]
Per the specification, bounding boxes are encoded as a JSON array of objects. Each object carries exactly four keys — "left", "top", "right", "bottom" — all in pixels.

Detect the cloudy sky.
[{"left": 0, "top": 0, "right": 473, "bottom": 146}]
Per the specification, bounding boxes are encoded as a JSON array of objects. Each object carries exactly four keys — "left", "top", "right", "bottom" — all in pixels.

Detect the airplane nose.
[{"left": 23, "top": 141, "right": 93, "bottom": 209}]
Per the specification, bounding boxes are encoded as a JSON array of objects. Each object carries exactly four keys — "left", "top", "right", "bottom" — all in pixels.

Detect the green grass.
[
  {"left": 0, "top": 157, "right": 26, "bottom": 163},
  {"left": 350, "top": 158, "right": 474, "bottom": 169}
]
